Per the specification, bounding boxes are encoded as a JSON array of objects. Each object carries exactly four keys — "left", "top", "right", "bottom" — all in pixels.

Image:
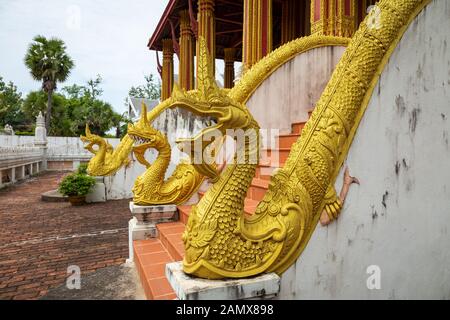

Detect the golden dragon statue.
[
  {"left": 127, "top": 104, "right": 204, "bottom": 205},
  {"left": 80, "top": 100, "right": 207, "bottom": 205},
  {"left": 152, "top": 0, "right": 430, "bottom": 279},
  {"left": 80, "top": 124, "right": 133, "bottom": 176}
]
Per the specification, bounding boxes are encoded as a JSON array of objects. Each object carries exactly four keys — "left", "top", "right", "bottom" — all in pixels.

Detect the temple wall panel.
[
  {"left": 279, "top": 0, "right": 450, "bottom": 299},
  {"left": 246, "top": 45, "right": 346, "bottom": 134}
]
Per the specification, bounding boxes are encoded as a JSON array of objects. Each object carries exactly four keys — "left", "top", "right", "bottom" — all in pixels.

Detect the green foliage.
[
  {"left": 58, "top": 173, "right": 96, "bottom": 196},
  {"left": 24, "top": 35, "right": 74, "bottom": 91},
  {"left": 22, "top": 90, "right": 71, "bottom": 135},
  {"left": 0, "top": 76, "right": 27, "bottom": 130},
  {"left": 14, "top": 131, "right": 35, "bottom": 136},
  {"left": 76, "top": 163, "right": 88, "bottom": 175},
  {"left": 24, "top": 35, "right": 75, "bottom": 131},
  {"left": 128, "top": 74, "right": 161, "bottom": 100},
  {"left": 19, "top": 76, "right": 124, "bottom": 137},
  {"left": 62, "top": 75, "right": 103, "bottom": 100}
]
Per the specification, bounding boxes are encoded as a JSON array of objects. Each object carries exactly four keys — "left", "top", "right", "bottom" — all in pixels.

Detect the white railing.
[{"left": 0, "top": 146, "right": 43, "bottom": 163}]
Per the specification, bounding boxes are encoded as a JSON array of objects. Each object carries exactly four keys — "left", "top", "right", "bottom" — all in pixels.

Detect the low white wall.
[
  {"left": 246, "top": 46, "right": 346, "bottom": 134},
  {"left": 0, "top": 135, "right": 35, "bottom": 147},
  {"left": 279, "top": 0, "right": 450, "bottom": 299},
  {"left": 0, "top": 135, "right": 97, "bottom": 160},
  {"left": 0, "top": 109, "right": 206, "bottom": 199}
]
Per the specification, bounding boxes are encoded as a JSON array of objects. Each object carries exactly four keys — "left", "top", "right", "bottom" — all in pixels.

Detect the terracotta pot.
[{"left": 68, "top": 195, "right": 86, "bottom": 206}]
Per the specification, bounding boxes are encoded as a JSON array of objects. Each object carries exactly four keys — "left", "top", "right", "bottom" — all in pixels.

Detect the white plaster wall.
[
  {"left": 246, "top": 46, "right": 346, "bottom": 134},
  {"left": 0, "top": 135, "right": 36, "bottom": 147},
  {"left": 0, "top": 135, "right": 101, "bottom": 158},
  {"left": 279, "top": 0, "right": 450, "bottom": 300}
]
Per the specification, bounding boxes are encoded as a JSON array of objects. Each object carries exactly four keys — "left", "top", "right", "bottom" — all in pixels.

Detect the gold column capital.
[
  {"left": 162, "top": 38, "right": 174, "bottom": 57},
  {"left": 180, "top": 10, "right": 191, "bottom": 32}
]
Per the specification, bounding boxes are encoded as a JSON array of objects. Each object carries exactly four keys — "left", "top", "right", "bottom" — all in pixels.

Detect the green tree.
[
  {"left": 128, "top": 74, "right": 161, "bottom": 100},
  {"left": 24, "top": 35, "right": 74, "bottom": 132},
  {"left": 85, "top": 74, "right": 103, "bottom": 99},
  {"left": 22, "top": 90, "right": 71, "bottom": 135},
  {"left": 63, "top": 76, "right": 123, "bottom": 136},
  {"left": 0, "top": 76, "right": 27, "bottom": 130}
]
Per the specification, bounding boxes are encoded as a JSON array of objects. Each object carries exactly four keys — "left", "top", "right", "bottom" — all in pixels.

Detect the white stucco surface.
[
  {"left": 279, "top": 0, "right": 450, "bottom": 300},
  {"left": 246, "top": 46, "right": 346, "bottom": 134}
]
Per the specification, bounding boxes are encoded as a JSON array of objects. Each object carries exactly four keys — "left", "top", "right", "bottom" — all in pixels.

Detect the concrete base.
[
  {"left": 41, "top": 189, "right": 68, "bottom": 202},
  {"left": 127, "top": 203, "right": 178, "bottom": 262},
  {"left": 129, "top": 202, "right": 178, "bottom": 224},
  {"left": 166, "top": 262, "right": 280, "bottom": 300},
  {"left": 86, "top": 177, "right": 106, "bottom": 203}
]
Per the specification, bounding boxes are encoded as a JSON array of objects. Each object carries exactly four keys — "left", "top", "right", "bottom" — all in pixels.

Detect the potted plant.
[{"left": 58, "top": 173, "right": 96, "bottom": 206}]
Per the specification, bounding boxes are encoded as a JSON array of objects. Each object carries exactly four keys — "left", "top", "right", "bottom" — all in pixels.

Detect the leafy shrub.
[
  {"left": 58, "top": 173, "right": 96, "bottom": 196},
  {"left": 14, "top": 131, "right": 34, "bottom": 136},
  {"left": 77, "top": 163, "right": 88, "bottom": 175}
]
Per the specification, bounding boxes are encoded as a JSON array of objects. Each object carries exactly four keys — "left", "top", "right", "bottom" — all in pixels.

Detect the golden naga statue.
[
  {"left": 81, "top": 100, "right": 206, "bottom": 205},
  {"left": 127, "top": 104, "right": 204, "bottom": 205},
  {"left": 154, "top": 0, "right": 429, "bottom": 279},
  {"left": 80, "top": 125, "right": 133, "bottom": 176}
]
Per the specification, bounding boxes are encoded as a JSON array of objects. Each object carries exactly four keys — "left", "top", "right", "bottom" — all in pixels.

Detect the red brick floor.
[{"left": 0, "top": 171, "right": 131, "bottom": 300}]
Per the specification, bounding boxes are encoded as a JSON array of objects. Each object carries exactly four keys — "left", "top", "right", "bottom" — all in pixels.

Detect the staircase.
[{"left": 133, "top": 114, "right": 310, "bottom": 299}]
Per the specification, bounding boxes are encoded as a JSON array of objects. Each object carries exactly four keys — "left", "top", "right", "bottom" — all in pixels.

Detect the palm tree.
[{"left": 24, "top": 35, "right": 74, "bottom": 132}]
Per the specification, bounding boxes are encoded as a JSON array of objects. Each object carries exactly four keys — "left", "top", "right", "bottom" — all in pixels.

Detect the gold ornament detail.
[
  {"left": 128, "top": 103, "right": 204, "bottom": 206},
  {"left": 155, "top": 0, "right": 431, "bottom": 280},
  {"left": 81, "top": 99, "right": 206, "bottom": 205}
]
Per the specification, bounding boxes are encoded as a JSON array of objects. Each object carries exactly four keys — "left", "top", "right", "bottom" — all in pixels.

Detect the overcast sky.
[{"left": 0, "top": 0, "right": 171, "bottom": 114}]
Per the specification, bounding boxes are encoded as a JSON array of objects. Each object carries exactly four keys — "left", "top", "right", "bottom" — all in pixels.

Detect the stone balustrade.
[{"left": 0, "top": 146, "right": 44, "bottom": 189}]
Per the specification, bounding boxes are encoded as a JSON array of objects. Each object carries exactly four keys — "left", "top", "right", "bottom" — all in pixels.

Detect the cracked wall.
[{"left": 279, "top": 0, "right": 450, "bottom": 299}]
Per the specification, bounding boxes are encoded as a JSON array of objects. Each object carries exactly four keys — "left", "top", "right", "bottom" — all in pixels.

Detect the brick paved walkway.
[{"left": 0, "top": 172, "right": 131, "bottom": 300}]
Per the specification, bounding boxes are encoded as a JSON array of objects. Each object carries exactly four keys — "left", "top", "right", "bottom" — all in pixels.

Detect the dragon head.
[
  {"left": 162, "top": 37, "right": 258, "bottom": 181},
  {"left": 127, "top": 103, "right": 169, "bottom": 168},
  {"left": 80, "top": 124, "right": 113, "bottom": 155}
]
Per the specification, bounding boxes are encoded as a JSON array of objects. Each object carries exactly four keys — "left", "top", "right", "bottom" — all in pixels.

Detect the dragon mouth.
[
  {"left": 129, "top": 134, "right": 153, "bottom": 147},
  {"left": 129, "top": 134, "right": 156, "bottom": 167},
  {"left": 80, "top": 136, "right": 97, "bottom": 152}
]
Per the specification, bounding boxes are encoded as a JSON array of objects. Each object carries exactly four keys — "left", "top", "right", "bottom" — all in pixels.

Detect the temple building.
[
  {"left": 102, "top": 0, "right": 450, "bottom": 300},
  {"left": 148, "top": 0, "right": 377, "bottom": 98}
]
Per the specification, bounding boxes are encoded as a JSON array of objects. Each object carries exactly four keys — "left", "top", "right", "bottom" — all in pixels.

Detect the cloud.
[{"left": 0, "top": 0, "right": 168, "bottom": 114}]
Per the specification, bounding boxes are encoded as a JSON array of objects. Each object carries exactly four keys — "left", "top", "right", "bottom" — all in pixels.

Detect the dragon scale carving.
[{"left": 154, "top": 0, "right": 431, "bottom": 279}]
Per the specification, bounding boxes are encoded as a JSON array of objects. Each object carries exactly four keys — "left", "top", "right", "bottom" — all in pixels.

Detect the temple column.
[
  {"left": 243, "top": 0, "right": 272, "bottom": 70},
  {"left": 223, "top": 48, "right": 236, "bottom": 89},
  {"left": 161, "top": 38, "right": 174, "bottom": 101},
  {"left": 197, "top": 0, "right": 216, "bottom": 77},
  {"left": 179, "top": 10, "right": 195, "bottom": 91},
  {"left": 311, "top": 0, "right": 356, "bottom": 37},
  {"left": 281, "top": 0, "right": 299, "bottom": 44},
  {"left": 335, "top": 0, "right": 357, "bottom": 37}
]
